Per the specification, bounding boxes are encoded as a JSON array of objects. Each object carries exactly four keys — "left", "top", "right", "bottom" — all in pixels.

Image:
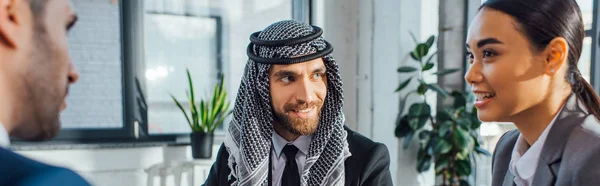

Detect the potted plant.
[
  {"left": 394, "top": 35, "right": 491, "bottom": 186},
  {"left": 171, "top": 68, "right": 232, "bottom": 159}
]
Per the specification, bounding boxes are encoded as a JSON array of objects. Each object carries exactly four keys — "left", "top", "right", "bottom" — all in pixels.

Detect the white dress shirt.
[
  {"left": 0, "top": 122, "right": 10, "bottom": 148},
  {"left": 509, "top": 106, "right": 562, "bottom": 186},
  {"left": 271, "top": 132, "right": 312, "bottom": 186}
]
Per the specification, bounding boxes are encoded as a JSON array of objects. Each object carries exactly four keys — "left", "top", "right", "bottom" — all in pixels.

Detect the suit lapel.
[
  {"left": 502, "top": 170, "right": 516, "bottom": 186},
  {"left": 532, "top": 94, "right": 587, "bottom": 186},
  {"left": 532, "top": 163, "right": 559, "bottom": 186}
]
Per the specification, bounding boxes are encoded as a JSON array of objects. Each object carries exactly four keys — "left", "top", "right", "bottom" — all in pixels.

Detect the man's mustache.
[{"left": 284, "top": 101, "right": 322, "bottom": 112}]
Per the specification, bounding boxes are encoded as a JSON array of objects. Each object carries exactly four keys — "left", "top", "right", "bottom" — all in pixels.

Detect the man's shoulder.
[
  {"left": 343, "top": 126, "right": 388, "bottom": 156},
  {"left": 0, "top": 147, "right": 89, "bottom": 186},
  {"left": 0, "top": 146, "right": 48, "bottom": 173}
]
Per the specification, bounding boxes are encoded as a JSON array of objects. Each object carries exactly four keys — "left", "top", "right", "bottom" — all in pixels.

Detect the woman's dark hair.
[{"left": 481, "top": 0, "right": 600, "bottom": 119}]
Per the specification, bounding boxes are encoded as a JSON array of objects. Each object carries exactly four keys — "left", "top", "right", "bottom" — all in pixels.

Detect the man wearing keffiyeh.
[{"left": 203, "top": 20, "right": 393, "bottom": 186}]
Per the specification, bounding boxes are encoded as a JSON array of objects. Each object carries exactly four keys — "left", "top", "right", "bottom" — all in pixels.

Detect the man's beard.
[
  {"left": 274, "top": 101, "right": 323, "bottom": 136},
  {"left": 12, "top": 26, "right": 63, "bottom": 141}
]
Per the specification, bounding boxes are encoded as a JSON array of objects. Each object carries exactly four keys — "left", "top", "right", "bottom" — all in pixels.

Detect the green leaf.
[
  {"left": 433, "top": 68, "right": 460, "bottom": 76},
  {"left": 170, "top": 95, "right": 193, "bottom": 129},
  {"left": 395, "top": 78, "right": 412, "bottom": 92},
  {"left": 460, "top": 179, "right": 470, "bottom": 186},
  {"left": 398, "top": 91, "right": 418, "bottom": 117},
  {"left": 407, "top": 102, "right": 430, "bottom": 131},
  {"left": 434, "top": 155, "right": 450, "bottom": 172},
  {"left": 185, "top": 68, "right": 201, "bottom": 132},
  {"left": 453, "top": 127, "right": 475, "bottom": 153},
  {"left": 408, "top": 117, "right": 428, "bottom": 130},
  {"left": 417, "top": 83, "right": 428, "bottom": 95},
  {"left": 414, "top": 43, "right": 429, "bottom": 59},
  {"left": 403, "top": 131, "right": 414, "bottom": 149},
  {"left": 410, "top": 52, "right": 420, "bottom": 61},
  {"left": 451, "top": 91, "right": 467, "bottom": 109},
  {"left": 425, "top": 51, "right": 437, "bottom": 65},
  {"left": 209, "top": 76, "right": 226, "bottom": 131},
  {"left": 425, "top": 35, "right": 435, "bottom": 48},
  {"left": 456, "top": 118, "right": 472, "bottom": 130},
  {"left": 457, "top": 149, "right": 470, "bottom": 160},
  {"left": 408, "top": 103, "right": 431, "bottom": 117},
  {"left": 417, "top": 153, "right": 432, "bottom": 172},
  {"left": 397, "top": 66, "right": 418, "bottom": 73},
  {"left": 211, "top": 83, "right": 219, "bottom": 116},
  {"left": 475, "top": 146, "right": 492, "bottom": 156},
  {"left": 418, "top": 130, "right": 431, "bottom": 140},
  {"left": 409, "top": 31, "right": 418, "bottom": 44},
  {"left": 186, "top": 68, "right": 195, "bottom": 106},
  {"left": 395, "top": 115, "right": 413, "bottom": 138},
  {"left": 203, "top": 101, "right": 210, "bottom": 128},
  {"left": 427, "top": 83, "right": 449, "bottom": 98},
  {"left": 471, "top": 119, "right": 482, "bottom": 130},
  {"left": 199, "top": 100, "right": 206, "bottom": 131},
  {"left": 436, "top": 110, "right": 453, "bottom": 122},
  {"left": 426, "top": 136, "right": 438, "bottom": 156},
  {"left": 422, "top": 63, "right": 434, "bottom": 71},
  {"left": 433, "top": 139, "right": 452, "bottom": 155},
  {"left": 456, "top": 160, "right": 472, "bottom": 176},
  {"left": 438, "top": 121, "right": 453, "bottom": 137},
  {"left": 470, "top": 113, "right": 482, "bottom": 129},
  {"left": 186, "top": 69, "right": 197, "bottom": 119},
  {"left": 211, "top": 107, "right": 232, "bottom": 133}
]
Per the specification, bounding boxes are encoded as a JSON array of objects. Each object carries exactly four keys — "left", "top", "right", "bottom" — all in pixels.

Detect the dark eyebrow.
[
  {"left": 273, "top": 70, "right": 299, "bottom": 78},
  {"left": 465, "top": 38, "right": 504, "bottom": 49},
  {"left": 67, "top": 14, "right": 78, "bottom": 30},
  {"left": 312, "top": 66, "right": 326, "bottom": 74}
]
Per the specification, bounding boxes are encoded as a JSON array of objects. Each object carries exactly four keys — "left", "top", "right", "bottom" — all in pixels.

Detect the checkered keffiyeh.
[{"left": 223, "top": 20, "right": 350, "bottom": 186}]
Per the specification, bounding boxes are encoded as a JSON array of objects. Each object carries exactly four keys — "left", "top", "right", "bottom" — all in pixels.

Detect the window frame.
[{"left": 143, "top": 10, "right": 225, "bottom": 136}]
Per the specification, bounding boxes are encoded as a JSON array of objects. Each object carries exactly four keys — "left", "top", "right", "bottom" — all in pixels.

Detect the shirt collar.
[
  {"left": 509, "top": 104, "right": 563, "bottom": 179},
  {"left": 0, "top": 122, "right": 10, "bottom": 147},
  {"left": 272, "top": 131, "right": 312, "bottom": 159}
]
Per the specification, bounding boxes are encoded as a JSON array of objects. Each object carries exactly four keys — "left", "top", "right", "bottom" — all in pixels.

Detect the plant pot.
[{"left": 190, "top": 132, "right": 214, "bottom": 159}]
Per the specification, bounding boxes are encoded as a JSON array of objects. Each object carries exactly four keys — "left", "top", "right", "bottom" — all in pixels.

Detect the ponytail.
[{"left": 571, "top": 70, "right": 600, "bottom": 120}]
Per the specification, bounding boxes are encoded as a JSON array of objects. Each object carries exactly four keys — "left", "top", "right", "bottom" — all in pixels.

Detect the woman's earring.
[{"left": 550, "top": 69, "right": 555, "bottom": 73}]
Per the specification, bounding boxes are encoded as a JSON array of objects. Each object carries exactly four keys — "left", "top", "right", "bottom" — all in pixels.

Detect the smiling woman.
[{"left": 465, "top": 0, "right": 600, "bottom": 185}]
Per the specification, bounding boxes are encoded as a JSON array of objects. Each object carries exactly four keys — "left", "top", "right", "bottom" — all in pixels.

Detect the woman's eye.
[{"left": 483, "top": 50, "right": 495, "bottom": 58}]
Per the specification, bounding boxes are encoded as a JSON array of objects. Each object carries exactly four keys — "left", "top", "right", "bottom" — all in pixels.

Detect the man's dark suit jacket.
[
  {"left": 491, "top": 94, "right": 600, "bottom": 186},
  {"left": 203, "top": 126, "right": 393, "bottom": 186},
  {"left": 0, "top": 147, "right": 90, "bottom": 186}
]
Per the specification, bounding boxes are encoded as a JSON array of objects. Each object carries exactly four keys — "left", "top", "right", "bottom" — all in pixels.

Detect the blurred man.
[
  {"left": 0, "top": 0, "right": 89, "bottom": 185},
  {"left": 203, "top": 20, "right": 393, "bottom": 186}
]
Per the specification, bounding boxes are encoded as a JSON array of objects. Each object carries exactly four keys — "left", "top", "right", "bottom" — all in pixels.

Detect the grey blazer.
[{"left": 491, "top": 94, "right": 600, "bottom": 186}]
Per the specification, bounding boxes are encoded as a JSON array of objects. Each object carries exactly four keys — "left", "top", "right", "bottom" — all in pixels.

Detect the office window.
[
  {"left": 143, "top": 0, "right": 294, "bottom": 135},
  {"left": 144, "top": 11, "right": 221, "bottom": 134},
  {"left": 61, "top": 0, "right": 123, "bottom": 129}
]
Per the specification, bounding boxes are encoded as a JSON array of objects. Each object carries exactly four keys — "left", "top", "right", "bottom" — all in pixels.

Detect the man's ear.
[
  {"left": 544, "top": 37, "right": 569, "bottom": 76},
  {"left": 0, "top": 0, "right": 24, "bottom": 49}
]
